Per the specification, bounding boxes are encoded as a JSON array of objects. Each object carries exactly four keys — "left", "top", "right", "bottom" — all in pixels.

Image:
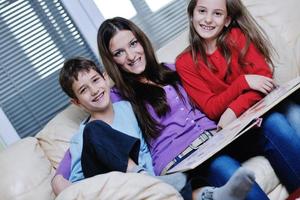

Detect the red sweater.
[{"left": 176, "top": 28, "right": 273, "bottom": 121}]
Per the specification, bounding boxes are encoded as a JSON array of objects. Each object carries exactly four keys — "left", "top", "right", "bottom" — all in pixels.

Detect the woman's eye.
[
  {"left": 130, "top": 40, "right": 138, "bottom": 47},
  {"left": 114, "top": 50, "right": 123, "bottom": 57}
]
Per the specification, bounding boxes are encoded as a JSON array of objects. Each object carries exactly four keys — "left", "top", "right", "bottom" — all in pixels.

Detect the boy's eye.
[
  {"left": 79, "top": 88, "right": 86, "bottom": 94},
  {"left": 93, "top": 77, "right": 100, "bottom": 83}
]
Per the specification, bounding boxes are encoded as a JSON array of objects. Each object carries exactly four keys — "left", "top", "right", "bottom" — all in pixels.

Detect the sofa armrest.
[
  {"left": 56, "top": 172, "right": 183, "bottom": 200},
  {"left": 0, "top": 137, "right": 55, "bottom": 200}
]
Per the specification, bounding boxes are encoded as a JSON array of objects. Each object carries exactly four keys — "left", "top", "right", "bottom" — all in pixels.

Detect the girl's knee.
[
  {"left": 263, "top": 112, "right": 285, "bottom": 128},
  {"left": 209, "top": 155, "right": 240, "bottom": 173}
]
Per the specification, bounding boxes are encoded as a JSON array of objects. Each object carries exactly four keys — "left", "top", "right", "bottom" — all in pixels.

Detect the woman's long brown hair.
[{"left": 97, "top": 17, "right": 184, "bottom": 139}]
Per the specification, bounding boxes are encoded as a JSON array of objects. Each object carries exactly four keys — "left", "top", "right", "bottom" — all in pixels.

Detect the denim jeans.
[
  {"left": 195, "top": 112, "right": 300, "bottom": 200},
  {"left": 282, "top": 101, "right": 300, "bottom": 136}
]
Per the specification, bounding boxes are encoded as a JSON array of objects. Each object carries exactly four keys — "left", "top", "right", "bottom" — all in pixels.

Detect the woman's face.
[{"left": 109, "top": 30, "right": 146, "bottom": 74}]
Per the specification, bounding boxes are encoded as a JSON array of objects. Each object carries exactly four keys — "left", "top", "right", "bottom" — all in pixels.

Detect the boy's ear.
[
  {"left": 70, "top": 98, "right": 80, "bottom": 106},
  {"left": 225, "top": 16, "right": 232, "bottom": 27}
]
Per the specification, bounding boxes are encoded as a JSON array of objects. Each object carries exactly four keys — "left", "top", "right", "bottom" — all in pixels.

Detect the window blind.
[
  {"left": 0, "top": 0, "right": 98, "bottom": 137},
  {"left": 130, "top": 0, "right": 189, "bottom": 49}
]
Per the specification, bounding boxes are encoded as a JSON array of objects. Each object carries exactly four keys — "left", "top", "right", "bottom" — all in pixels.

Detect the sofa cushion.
[
  {"left": 0, "top": 137, "right": 55, "bottom": 200},
  {"left": 56, "top": 172, "right": 183, "bottom": 200},
  {"left": 36, "top": 104, "right": 88, "bottom": 169},
  {"left": 242, "top": 0, "right": 300, "bottom": 83}
]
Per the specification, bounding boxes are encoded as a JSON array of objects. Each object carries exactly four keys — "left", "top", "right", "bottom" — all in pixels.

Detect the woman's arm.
[{"left": 51, "top": 149, "right": 72, "bottom": 195}]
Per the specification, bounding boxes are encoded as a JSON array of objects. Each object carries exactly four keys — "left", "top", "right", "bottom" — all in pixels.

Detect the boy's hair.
[{"left": 59, "top": 57, "right": 103, "bottom": 99}]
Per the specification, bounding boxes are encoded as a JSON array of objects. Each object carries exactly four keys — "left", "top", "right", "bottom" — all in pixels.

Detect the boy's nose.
[{"left": 91, "top": 87, "right": 99, "bottom": 95}]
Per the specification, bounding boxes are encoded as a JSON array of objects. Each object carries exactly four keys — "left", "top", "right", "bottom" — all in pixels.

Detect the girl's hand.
[
  {"left": 217, "top": 108, "right": 237, "bottom": 129},
  {"left": 245, "top": 75, "right": 276, "bottom": 95}
]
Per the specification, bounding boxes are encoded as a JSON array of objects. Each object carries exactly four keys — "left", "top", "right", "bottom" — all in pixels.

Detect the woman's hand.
[
  {"left": 217, "top": 108, "right": 237, "bottom": 130},
  {"left": 51, "top": 174, "right": 72, "bottom": 196},
  {"left": 245, "top": 75, "right": 277, "bottom": 95}
]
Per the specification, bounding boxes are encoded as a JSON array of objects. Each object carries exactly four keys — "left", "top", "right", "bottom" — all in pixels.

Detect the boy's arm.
[{"left": 51, "top": 149, "right": 72, "bottom": 195}]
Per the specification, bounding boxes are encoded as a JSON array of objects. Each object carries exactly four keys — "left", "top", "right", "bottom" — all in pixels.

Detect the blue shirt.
[{"left": 69, "top": 101, "right": 154, "bottom": 182}]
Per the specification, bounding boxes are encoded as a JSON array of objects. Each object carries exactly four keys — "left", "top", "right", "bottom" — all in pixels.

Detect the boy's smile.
[{"left": 71, "top": 69, "right": 112, "bottom": 116}]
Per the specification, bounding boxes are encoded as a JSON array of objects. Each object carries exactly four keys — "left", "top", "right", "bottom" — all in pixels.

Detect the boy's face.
[{"left": 71, "top": 69, "right": 111, "bottom": 114}]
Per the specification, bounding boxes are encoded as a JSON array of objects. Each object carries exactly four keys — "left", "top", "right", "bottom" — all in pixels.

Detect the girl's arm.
[{"left": 176, "top": 55, "right": 251, "bottom": 120}]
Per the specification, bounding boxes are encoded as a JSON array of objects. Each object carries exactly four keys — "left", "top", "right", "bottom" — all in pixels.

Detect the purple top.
[
  {"left": 110, "top": 81, "right": 216, "bottom": 174},
  {"left": 55, "top": 149, "right": 71, "bottom": 179},
  {"left": 146, "top": 85, "right": 216, "bottom": 174}
]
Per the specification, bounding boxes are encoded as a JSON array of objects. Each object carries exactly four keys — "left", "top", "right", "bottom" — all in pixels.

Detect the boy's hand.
[
  {"left": 245, "top": 75, "right": 276, "bottom": 95},
  {"left": 217, "top": 108, "right": 237, "bottom": 130}
]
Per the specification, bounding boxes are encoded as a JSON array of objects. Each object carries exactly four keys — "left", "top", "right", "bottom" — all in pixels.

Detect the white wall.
[
  {"left": 61, "top": 0, "right": 105, "bottom": 57},
  {"left": 0, "top": 108, "right": 20, "bottom": 146}
]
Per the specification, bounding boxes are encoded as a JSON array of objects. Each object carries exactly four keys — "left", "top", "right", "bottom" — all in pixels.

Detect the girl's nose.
[{"left": 205, "top": 14, "right": 212, "bottom": 23}]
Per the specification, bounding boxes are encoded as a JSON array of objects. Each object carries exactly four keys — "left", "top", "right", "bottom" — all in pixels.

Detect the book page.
[{"left": 167, "top": 76, "right": 300, "bottom": 173}]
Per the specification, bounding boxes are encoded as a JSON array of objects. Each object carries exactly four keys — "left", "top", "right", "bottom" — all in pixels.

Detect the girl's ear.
[{"left": 225, "top": 16, "right": 232, "bottom": 27}]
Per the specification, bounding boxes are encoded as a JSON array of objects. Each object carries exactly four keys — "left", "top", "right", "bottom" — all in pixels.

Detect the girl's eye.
[
  {"left": 198, "top": 9, "right": 206, "bottom": 13},
  {"left": 215, "top": 12, "right": 223, "bottom": 16}
]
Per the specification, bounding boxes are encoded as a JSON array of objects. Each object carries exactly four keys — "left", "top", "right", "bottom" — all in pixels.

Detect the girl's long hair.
[
  {"left": 186, "top": 0, "right": 275, "bottom": 74},
  {"left": 97, "top": 17, "right": 183, "bottom": 139}
]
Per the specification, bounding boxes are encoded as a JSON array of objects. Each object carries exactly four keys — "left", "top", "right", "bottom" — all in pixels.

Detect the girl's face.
[
  {"left": 109, "top": 30, "right": 146, "bottom": 74},
  {"left": 192, "top": 0, "right": 231, "bottom": 47}
]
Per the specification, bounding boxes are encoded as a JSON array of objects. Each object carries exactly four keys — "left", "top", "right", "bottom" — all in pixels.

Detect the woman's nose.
[{"left": 126, "top": 50, "right": 135, "bottom": 60}]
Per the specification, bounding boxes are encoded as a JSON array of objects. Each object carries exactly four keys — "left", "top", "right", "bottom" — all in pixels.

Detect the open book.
[{"left": 167, "top": 76, "right": 300, "bottom": 174}]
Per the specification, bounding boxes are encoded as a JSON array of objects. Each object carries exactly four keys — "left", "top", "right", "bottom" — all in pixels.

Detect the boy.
[{"left": 52, "top": 57, "right": 186, "bottom": 195}]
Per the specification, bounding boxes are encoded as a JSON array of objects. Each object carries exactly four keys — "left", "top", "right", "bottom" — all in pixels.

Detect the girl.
[
  {"left": 175, "top": 0, "right": 300, "bottom": 129},
  {"left": 97, "top": 16, "right": 300, "bottom": 199},
  {"left": 175, "top": 0, "right": 300, "bottom": 197}
]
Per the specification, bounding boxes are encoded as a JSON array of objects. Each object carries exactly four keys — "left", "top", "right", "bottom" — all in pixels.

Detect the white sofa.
[{"left": 0, "top": 0, "right": 299, "bottom": 199}]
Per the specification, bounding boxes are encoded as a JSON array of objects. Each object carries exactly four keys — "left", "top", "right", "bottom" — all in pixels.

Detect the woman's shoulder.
[
  {"left": 162, "top": 62, "right": 176, "bottom": 71},
  {"left": 110, "top": 87, "right": 123, "bottom": 103}
]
